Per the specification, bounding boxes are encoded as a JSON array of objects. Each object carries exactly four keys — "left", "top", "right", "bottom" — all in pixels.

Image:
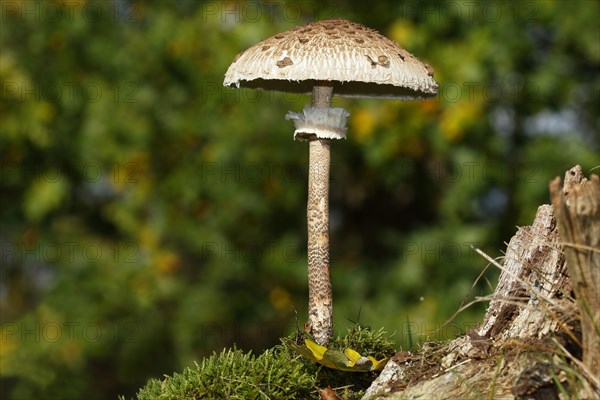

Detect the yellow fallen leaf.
[
  {"left": 285, "top": 338, "right": 390, "bottom": 372},
  {"left": 305, "top": 338, "right": 327, "bottom": 361}
]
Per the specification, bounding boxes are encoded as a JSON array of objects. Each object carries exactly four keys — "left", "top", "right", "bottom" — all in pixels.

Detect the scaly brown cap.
[{"left": 224, "top": 19, "right": 438, "bottom": 100}]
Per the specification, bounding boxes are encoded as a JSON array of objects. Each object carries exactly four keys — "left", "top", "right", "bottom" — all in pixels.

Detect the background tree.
[{"left": 0, "top": 1, "right": 598, "bottom": 399}]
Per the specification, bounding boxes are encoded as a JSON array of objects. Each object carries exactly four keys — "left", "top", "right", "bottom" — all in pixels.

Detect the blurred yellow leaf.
[
  {"left": 439, "top": 101, "right": 482, "bottom": 142},
  {"left": 351, "top": 109, "right": 376, "bottom": 143},
  {"left": 154, "top": 250, "right": 181, "bottom": 275},
  {"left": 269, "top": 286, "right": 291, "bottom": 311},
  {"left": 389, "top": 20, "right": 413, "bottom": 46}
]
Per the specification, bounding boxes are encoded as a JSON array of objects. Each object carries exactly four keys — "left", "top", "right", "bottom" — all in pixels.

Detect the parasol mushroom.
[{"left": 224, "top": 19, "right": 438, "bottom": 345}]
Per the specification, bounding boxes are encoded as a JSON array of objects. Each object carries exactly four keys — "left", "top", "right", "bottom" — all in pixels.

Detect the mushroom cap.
[{"left": 223, "top": 19, "right": 438, "bottom": 100}]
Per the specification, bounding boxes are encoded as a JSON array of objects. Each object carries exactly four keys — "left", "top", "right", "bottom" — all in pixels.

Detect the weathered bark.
[
  {"left": 364, "top": 166, "right": 599, "bottom": 399},
  {"left": 306, "top": 83, "right": 334, "bottom": 345},
  {"left": 550, "top": 165, "right": 600, "bottom": 378},
  {"left": 476, "top": 204, "right": 570, "bottom": 341}
]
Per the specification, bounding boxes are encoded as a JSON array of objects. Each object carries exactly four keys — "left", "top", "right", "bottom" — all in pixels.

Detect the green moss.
[
  {"left": 130, "top": 325, "right": 396, "bottom": 400},
  {"left": 133, "top": 346, "right": 315, "bottom": 400},
  {"left": 335, "top": 324, "right": 396, "bottom": 360}
]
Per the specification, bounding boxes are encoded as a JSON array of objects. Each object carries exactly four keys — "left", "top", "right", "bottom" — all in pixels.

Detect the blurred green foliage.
[{"left": 0, "top": 0, "right": 598, "bottom": 398}]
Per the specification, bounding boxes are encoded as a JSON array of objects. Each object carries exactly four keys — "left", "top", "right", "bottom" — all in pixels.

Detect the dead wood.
[
  {"left": 550, "top": 165, "right": 600, "bottom": 379},
  {"left": 363, "top": 166, "right": 599, "bottom": 400}
]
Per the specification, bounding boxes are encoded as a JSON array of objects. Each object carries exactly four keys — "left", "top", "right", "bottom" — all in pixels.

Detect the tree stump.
[
  {"left": 550, "top": 165, "right": 600, "bottom": 380},
  {"left": 363, "top": 166, "right": 599, "bottom": 399}
]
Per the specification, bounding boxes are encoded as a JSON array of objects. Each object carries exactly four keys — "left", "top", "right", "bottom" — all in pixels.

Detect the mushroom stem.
[{"left": 306, "top": 83, "right": 334, "bottom": 345}]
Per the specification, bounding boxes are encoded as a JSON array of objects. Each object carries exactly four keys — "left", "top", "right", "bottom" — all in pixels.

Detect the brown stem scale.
[{"left": 306, "top": 83, "right": 334, "bottom": 345}]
